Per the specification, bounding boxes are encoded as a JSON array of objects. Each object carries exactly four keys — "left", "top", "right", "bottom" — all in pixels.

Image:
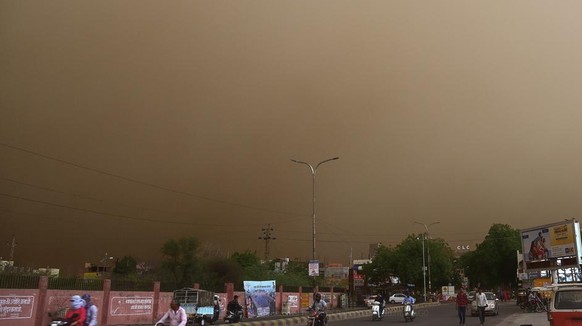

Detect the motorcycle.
[
  {"left": 223, "top": 310, "right": 243, "bottom": 323},
  {"left": 194, "top": 306, "right": 216, "bottom": 325},
  {"left": 371, "top": 301, "right": 384, "bottom": 321},
  {"left": 527, "top": 296, "right": 547, "bottom": 313},
  {"left": 306, "top": 308, "right": 327, "bottom": 326},
  {"left": 49, "top": 313, "right": 79, "bottom": 326},
  {"left": 403, "top": 301, "right": 416, "bottom": 322}
]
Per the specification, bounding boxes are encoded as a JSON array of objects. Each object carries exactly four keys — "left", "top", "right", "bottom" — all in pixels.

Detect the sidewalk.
[{"left": 497, "top": 311, "right": 548, "bottom": 325}]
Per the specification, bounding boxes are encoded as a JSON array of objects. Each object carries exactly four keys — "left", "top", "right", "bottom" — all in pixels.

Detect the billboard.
[
  {"left": 243, "top": 280, "right": 276, "bottom": 318},
  {"left": 308, "top": 260, "right": 319, "bottom": 277},
  {"left": 521, "top": 220, "right": 581, "bottom": 272}
]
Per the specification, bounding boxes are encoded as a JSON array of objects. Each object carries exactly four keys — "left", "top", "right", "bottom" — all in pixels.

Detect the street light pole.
[
  {"left": 420, "top": 233, "right": 427, "bottom": 302},
  {"left": 414, "top": 221, "right": 440, "bottom": 301},
  {"left": 291, "top": 157, "right": 339, "bottom": 260}
]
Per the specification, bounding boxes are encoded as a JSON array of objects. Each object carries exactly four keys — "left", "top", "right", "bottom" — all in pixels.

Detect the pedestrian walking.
[
  {"left": 476, "top": 288, "right": 488, "bottom": 326},
  {"left": 456, "top": 287, "right": 468, "bottom": 325}
]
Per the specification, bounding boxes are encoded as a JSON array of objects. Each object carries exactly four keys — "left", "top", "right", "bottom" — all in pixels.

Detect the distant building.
[
  {"left": 0, "top": 260, "right": 14, "bottom": 271},
  {"left": 35, "top": 268, "right": 60, "bottom": 277},
  {"left": 83, "top": 262, "right": 112, "bottom": 279},
  {"left": 273, "top": 258, "right": 290, "bottom": 272}
]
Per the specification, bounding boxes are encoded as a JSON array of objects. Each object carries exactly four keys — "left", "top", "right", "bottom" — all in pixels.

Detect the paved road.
[
  {"left": 121, "top": 300, "right": 549, "bottom": 326},
  {"left": 330, "top": 301, "right": 548, "bottom": 326}
]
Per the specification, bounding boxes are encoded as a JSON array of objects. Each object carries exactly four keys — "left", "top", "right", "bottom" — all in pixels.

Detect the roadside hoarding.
[
  {"left": 521, "top": 220, "right": 581, "bottom": 272},
  {"left": 308, "top": 260, "right": 319, "bottom": 277}
]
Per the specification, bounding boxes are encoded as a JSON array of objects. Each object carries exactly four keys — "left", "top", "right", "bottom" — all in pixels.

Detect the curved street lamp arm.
[{"left": 315, "top": 157, "right": 340, "bottom": 171}]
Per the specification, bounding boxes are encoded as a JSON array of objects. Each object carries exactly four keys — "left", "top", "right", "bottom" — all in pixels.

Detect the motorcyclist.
[
  {"left": 65, "top": 295, "right": 86, "bottom": 326},
  {"left": 227, "top": 295, "right": 243, "bottom": 314},
  {"left": 374, "top": 294, "right": 385, "bottom": 317},
  {"left": 212, "top": 295, "right": 220, "bottom": 322},
  {"left": 403, "top": 292, "right": 416, "bottom": 305},
  {"left": 310, "top": 293, "right": 328, "bottom": 324},
  {"left": 402, "top": 292, "right": 416, "bottom": 321}
]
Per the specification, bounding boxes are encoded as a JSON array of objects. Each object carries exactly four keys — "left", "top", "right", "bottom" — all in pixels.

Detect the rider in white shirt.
[{"left": 156, "top": 301, "right": 187, "bottom": 326}]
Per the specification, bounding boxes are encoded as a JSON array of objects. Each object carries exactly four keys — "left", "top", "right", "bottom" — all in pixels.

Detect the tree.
[
  {"left": 362, "top": 234, "right": 455, "bottom": 296},
  {"left": 112, "top": 256, "right": 138, "bottom": 279},
  {"left": 460, "top": 224, "right": 521, "bottom": 289},
  {"left": 198, "top": 257, "right": 243, "bottom": 292},
  {"left": 362, "top": 245, "right": 396, "bottom": 287},
  {"left": 424, "top": 237, "right": 455, "bottom": 291},
  {"left": 160, "top": 236, "right": 200, "bottom": 288},
  {"left": 230, "top": 250, "right": 271, "bottom": 281}
]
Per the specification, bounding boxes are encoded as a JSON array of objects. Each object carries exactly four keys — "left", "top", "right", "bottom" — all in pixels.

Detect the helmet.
[
  {"left": 69, "top": 295, "right": 84, "bottom": 309},
  {"left": 214, "top": 295, "right": 219, "bottom": 300},
  {"left": 315, "top": 293, "right": 321, "bottom": 299}
]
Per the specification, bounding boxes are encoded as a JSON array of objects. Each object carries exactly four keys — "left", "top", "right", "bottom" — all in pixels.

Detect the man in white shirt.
[
  {"left": 475, "top": 288, "right": 488, "bottom": 326},
  {"left": 156, "top": 301, "right": 187, "bottom": 326}
]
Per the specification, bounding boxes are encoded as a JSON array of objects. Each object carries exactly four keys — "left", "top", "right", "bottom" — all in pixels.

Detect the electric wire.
[{"left": 0, "top": 142, "right": 307, "bottom": 219}]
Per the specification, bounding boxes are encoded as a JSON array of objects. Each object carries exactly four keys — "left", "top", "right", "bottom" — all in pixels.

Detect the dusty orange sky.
[{"left": 2, "top": 1, "right": 582, "bottom": 275}]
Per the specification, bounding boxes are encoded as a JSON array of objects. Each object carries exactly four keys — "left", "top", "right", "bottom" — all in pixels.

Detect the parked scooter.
[
  {"left": 403, "top": 301, "right": 416, "bottom": 322},
  {"left": 371, "top": 301, "right": 384, "bottom": 321},
  {"left": 223, "top": 310, "right": 243, "bottom": 323}
]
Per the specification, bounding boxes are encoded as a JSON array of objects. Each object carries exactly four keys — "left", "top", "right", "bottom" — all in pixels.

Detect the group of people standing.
[
  {"left": 64, "top": 294, "right": 99, "bottom": 326},
  {"left": 455, "top": 287, "right": 488, "bottom": 326}
]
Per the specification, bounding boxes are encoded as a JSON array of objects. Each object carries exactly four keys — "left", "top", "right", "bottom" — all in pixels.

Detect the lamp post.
[
  {"left": 99, "top": 253, "right": 114, "bottom": 279},
  {"left": 414, "top": 221, "right": 440, "bottom": 302},
  {"left": 291, "top": 157, "right": 339, "bottom": 260}
]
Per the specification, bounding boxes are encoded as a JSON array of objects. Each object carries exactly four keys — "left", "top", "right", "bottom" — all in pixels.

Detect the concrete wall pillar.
[
  {"left": 101, "top": 279, "right": 111, "bottom": 325},
  {"left": 152, "top": 281, "right": 160, "bottom": 323},
  {"left": 35, "top": 276, "right": 48, "bottom": 326},
  {"left": 225, "top": 283, "right": 234, "bottom": 301}
]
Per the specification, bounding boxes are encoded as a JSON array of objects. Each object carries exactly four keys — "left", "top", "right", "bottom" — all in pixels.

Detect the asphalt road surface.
[
  {"left": 329, "top": 301, "right": 548, "bottom": 326},
  {"left": 122, "top": 301, "right": 549, "bottom": 326}
]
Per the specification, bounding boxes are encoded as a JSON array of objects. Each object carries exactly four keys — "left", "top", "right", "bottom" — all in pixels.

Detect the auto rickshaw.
[{"left": 172, "top": 288, "right": 217, "bottom": 325}]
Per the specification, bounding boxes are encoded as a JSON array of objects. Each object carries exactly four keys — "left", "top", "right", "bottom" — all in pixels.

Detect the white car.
[
  {"left": 389, "top": 293, "right": 407, "bottom": 304},
  {"left": 470, "top": 292, "right": 499, "bottom": 316},
  {"left": 364, "top": 295, "right": 378, "bottom": 307}
]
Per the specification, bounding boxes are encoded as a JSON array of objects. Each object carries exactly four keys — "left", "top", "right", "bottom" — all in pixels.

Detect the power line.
[
  {"left": 0, "top": 192, "right": 262, "bottom": 227},
  {"left": 0, "top": 142, "right": 305, "bottom": 218},
  {"left": 0, "top": 177, "right": 309, "bottom": 227}
]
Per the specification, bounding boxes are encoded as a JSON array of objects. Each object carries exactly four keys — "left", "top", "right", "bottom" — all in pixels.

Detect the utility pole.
[
  {"left": 258, "top": 224, "right": 276, "bottom": 261},
  {"left": 7, "top": 234, "right": 17, "bottom": 262}
]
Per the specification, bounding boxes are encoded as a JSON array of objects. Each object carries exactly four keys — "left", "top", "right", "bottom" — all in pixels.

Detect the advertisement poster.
[
  {"left": 0, "top": 295, "right": 34, "bottom": 320},
  {"left": 522, "top": 222, "right": 576, "bottom": 262},
  {"left": 300, "top": 293, "right": 311, "bottom": 309},
  {"left": 308, "top": 260, "right": 319, "bottom": 277},
  {"left": 243, "top": 280, "right": 276, "bottom": 318}
]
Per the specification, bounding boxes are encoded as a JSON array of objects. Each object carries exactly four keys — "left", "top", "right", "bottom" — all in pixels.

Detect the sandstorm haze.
[{"left": 2, "top": 1, "right": 582, "bottom": 275}]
